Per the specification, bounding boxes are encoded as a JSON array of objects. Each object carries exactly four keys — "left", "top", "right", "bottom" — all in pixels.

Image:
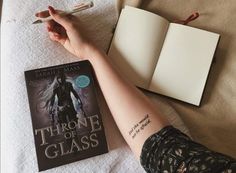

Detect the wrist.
[{"left": 83, "top": 44, "right": 106, "bottom": 62}]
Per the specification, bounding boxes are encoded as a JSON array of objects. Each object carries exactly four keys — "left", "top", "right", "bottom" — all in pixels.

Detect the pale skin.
[{"left": 36, "top": 6, "right": 169, "bottom": 157}]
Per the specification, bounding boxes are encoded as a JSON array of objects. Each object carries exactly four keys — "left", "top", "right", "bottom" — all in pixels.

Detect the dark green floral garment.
[{"left": 140, "top": 126, "right": 236, "bottom": 173}]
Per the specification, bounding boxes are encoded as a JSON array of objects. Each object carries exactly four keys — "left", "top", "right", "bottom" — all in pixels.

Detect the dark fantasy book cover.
[{"left": 25, "top": 60, "right": 108, "bottom": 171}]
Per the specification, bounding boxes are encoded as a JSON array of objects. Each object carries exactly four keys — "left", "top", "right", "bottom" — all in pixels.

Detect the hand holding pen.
[
  {"left": 34, "top": 2, "right": 98, "bottom": 60},
  {"left": 33, "top": 1, "right": 93, "bottom": 24}
]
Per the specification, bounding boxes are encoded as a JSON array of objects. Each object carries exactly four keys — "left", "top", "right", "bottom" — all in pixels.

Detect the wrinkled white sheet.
[{"left": 1, "top": 0, "right": 189, "bottom": 172}]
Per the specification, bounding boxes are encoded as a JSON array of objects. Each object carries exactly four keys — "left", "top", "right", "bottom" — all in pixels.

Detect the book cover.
[{"left": 25, "top": 60, "right": 108, "bottom": 171}]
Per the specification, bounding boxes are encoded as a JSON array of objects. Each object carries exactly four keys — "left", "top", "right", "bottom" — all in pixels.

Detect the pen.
[{"left": 32, "top": 1, "right": 94, "bottom": 24}]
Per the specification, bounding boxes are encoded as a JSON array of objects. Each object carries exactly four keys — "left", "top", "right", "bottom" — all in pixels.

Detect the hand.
[{"left": 35, "top": 6, "right": 98, "bottom": 60}]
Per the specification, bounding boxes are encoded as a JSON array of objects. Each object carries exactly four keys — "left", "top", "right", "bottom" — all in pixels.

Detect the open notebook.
[{"left": 108, "top": 6, "right": 220, "bottom": 106}]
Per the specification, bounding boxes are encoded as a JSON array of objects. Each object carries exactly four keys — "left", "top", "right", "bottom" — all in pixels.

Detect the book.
[
  {"left": 25, "top": 60, "right": 108, "bottom": 171},
  {"left": 108, "top": 6, "right": 220, "bottom": 106}
]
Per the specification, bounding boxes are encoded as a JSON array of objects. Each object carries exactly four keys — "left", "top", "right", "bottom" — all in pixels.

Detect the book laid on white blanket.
[
  {"left": 25, "top": 61, "right": 108, "bottom": 171},
  {"left": 108, "top": 6, "right": 220, "bottom": 106}
]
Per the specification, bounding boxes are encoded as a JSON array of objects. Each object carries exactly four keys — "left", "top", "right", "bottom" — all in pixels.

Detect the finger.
[
  {"left": 48, "top": 31, "right": 60, "bottom": 41},
  {"left": 46, "top": 20, "right": 56, "bottom": 31},
  {"left": 35, "top": 9, "right": 63, "bottom": 18},
  {"left": 35, "top": 10, "right": 49, "bottom": 18},
  {"left": 48, "top": 31, "right": 66, "bottom": 45},
  {"left": 46, "top": 22, "right": 66, "bottom": 37},
  {"left": 48, "top": 6, "right": 74, "bottom": 30},
  {"left": 54, "top": 24, "right": 66, "bottom": 35}
]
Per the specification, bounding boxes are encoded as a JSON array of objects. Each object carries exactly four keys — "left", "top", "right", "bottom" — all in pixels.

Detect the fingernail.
[
  {"left": 35, "top": 13, "right": 39, "bottom": 17},
  {"left": 48, "top": 6, "right": 56, "bottom": 14}
]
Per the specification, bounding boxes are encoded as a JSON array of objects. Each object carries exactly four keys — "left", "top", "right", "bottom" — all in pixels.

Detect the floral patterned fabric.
[{"left": 140, "top": 126, "right": 236, "bottom": 173}]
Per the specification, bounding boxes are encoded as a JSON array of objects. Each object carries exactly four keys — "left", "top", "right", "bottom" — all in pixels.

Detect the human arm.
[
  {"left": 36, "top": 6, "right": 169, "bottom": 157},
  {"left": 86, "top": 49, "right": 169, "bottom": 156}
]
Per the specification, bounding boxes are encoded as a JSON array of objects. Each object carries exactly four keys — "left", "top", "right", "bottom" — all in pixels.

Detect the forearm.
[{"left": 87, "top": 48, "right": 169, "bottom": 157}]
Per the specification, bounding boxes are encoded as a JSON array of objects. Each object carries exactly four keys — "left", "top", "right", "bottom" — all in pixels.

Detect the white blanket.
[{"left": 1, "top": 0, "right": 189, "bottom": 172}]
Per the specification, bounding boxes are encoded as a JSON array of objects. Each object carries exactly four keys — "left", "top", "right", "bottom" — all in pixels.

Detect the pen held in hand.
[{"left": 32, "top": 1, "right": 94, "bottom": 24}]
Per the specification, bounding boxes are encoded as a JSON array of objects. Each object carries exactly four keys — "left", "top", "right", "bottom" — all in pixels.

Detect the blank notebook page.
[
  {"left": 149, "top": 23, "right": 220, "bottom": 105},
  {"left": 108, "top": 6, "right": 169, "bottom": 89}
]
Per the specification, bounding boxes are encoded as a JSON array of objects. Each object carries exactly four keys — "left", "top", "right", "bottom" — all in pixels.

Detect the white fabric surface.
[{"left": 1, "top": 0, "right": 189, "bottom": 172}]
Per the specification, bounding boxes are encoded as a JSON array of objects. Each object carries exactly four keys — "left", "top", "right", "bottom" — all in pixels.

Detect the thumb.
[{"left": 48, "top": 6, "right": 72, "bottom": 30}]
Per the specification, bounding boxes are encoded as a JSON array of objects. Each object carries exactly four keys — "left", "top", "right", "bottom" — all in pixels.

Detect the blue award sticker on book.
[{"left": 76, "top": 75, "right": 90, "bottom": 88}]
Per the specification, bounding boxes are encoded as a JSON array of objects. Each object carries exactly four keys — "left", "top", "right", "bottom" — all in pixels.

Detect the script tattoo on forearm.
[{"left": 128, "top": 114, "right": 151, "bottom": 139}]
